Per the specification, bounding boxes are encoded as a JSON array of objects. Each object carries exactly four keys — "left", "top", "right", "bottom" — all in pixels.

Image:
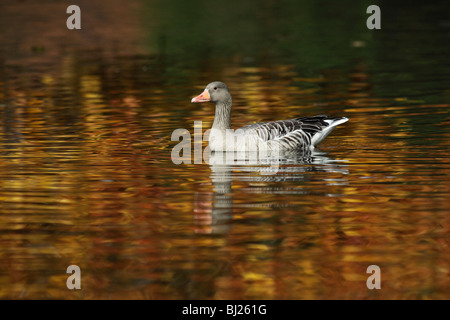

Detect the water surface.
[{"left": 0, "top": 0, "right": 449, "bottom": 299}]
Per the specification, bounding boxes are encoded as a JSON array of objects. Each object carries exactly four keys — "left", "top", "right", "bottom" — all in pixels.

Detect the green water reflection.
[{"left": 0, "top": 0, "right": 449, "bottom": 299}]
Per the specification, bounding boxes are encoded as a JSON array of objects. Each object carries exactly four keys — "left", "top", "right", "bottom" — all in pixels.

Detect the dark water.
[{"left": 0, "top": 0, "right": 449, "bottom": 299}]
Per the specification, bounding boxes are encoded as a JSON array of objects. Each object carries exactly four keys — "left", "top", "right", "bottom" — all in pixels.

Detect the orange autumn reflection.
[{"left": 0, "top": 0, "right": 449, "bottom": 300}]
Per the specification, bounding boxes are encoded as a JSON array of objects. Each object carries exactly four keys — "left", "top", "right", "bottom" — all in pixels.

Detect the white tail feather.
[{"left": 311, "top": 117, "right": 348, "bottom": 147}]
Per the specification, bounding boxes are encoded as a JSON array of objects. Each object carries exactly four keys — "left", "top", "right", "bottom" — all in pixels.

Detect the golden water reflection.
[
  {"left": 0, "top": 1, "right": 449, "bottom": 298},
  {"left": 1, "top": 56, "right": 449, "bottom": 299}
]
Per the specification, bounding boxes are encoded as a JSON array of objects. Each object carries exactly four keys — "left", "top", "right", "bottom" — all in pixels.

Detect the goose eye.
[{"left": 214, "top": 87, "right": 217, "bottom": 90}]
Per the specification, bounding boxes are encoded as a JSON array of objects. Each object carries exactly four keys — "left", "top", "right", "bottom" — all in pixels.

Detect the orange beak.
[{"left": 191, "top": 89, "right": 210, "bottom": 103}]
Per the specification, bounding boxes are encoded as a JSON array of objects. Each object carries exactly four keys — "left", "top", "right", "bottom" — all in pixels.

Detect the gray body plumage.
[{"left": 236, "top": 115, "right": 348, "bottom": 151}]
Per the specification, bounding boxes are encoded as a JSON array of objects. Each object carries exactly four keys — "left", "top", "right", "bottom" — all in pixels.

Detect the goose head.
[{"left": 191, "top": 81, "right": 232, "bottom": 105}]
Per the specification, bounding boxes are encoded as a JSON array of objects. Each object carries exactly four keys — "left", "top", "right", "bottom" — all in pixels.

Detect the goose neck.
[{"left": 212, "top": 101, "right": 232, "bottom": 130}]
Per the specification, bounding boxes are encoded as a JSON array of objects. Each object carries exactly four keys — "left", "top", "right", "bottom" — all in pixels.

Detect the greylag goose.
[{"left": 191, "top": 81, "right": 348, "bottom": 152}]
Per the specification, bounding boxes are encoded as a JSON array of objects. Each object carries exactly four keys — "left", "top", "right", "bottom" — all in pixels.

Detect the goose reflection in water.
[{"left": 193, "top": 149, "right": 349, "bottom": 234}]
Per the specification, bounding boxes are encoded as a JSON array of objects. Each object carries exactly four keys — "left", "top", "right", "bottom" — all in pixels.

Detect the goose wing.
[{"left": 238, "top": 115, "right": 347, "bottom": 149}]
